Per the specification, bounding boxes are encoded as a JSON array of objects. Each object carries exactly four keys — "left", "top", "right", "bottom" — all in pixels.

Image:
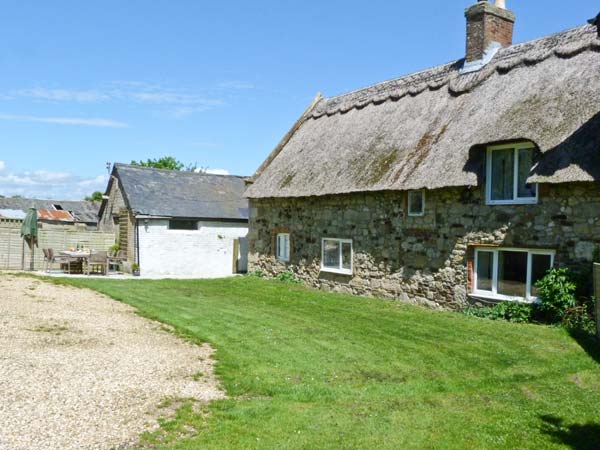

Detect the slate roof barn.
[{"left": 98, "top": 163, "right": 250, "bottom": 279}]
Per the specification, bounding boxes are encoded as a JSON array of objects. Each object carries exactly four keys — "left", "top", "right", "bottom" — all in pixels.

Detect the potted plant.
[{"left": 131, "top": 263, "right": 141, "bottom": 277}]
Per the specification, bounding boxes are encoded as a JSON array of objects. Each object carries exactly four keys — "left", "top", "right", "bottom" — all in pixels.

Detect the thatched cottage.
[
  {"left": 99, "top": 164, "right": 249, "bottom": 278},
  {"left": 245, "top": 1, "right": 600, "bottom": 308}
]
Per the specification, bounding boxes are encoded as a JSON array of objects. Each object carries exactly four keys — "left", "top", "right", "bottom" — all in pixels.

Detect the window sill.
[
  {"left": 486, "top": 198, "right": 538, "bottom": 206},
  {"left": 320, "top": 267, "right": 353, "bottom": 276},
  {"left": 470, "top": 291, "right": 539, "bottom": 304},
  {"left": 408, "top": 212, "right": 424, "bottom": 217}
]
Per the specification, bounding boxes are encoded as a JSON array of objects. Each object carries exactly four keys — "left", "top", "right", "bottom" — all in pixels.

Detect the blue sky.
[{"left": 0, "top": 0, "right": 596, "bottom": 199}]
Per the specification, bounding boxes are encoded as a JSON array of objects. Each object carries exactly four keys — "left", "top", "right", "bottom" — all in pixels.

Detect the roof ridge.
[
  {"left": 323, "top": 59, "right": 460, "bottom": 102},
  {"left": 114, "top": 163, "right": 247, "bottom": 179},
  {"left": 310, "top": 23, "right": 598, "bottom": 119}
]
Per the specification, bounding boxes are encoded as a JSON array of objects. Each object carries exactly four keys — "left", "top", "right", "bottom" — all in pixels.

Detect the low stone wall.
[{"left": 248, "top": 182, "right": 600, "bottom": 309}]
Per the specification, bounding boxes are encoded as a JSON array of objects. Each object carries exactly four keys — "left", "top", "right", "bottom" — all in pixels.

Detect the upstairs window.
[
  {"left": 276, "top": 233, "right": 290, "bottom": 262},
  {"left": 168, "top": 219, "right": 198, "bottom": 230},
  {"left": 486, "top": 143, "right": 537, "bottom": 205},
  {"left": 321, "top": 238, "right": 353, "bottom": 275},
  {"left": 408, "top": 190, "right": 425, "bottom": 216}
]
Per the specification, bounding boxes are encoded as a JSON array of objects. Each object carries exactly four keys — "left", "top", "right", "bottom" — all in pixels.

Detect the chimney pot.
[{"left": 465, "top": 0, "right": 516, "bottom": 63}]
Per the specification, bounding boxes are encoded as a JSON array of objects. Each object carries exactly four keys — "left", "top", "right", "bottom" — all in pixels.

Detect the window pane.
[
  {"left": 491, "top": 149, "right": 514, "bottom": 201},
  {"left": 476, "top": 251, "right": 493, "bottom": 291},
  {"left": 498, "top": 251, "right": 527, "bottom": 297},
  {"left": 277, "top": 234, "right": 290, "bottom": 261},
  {"left": 517, "top": 148, "right": 536, "bottom": 198},
  {"left": 323, "top": 240, "right": 340, "bottom": 269},
  {"left": 342, "top": 242, "right": 352, "bottom": 270},
  {"left": 409, "top": 191, "right": 423, "bottom": 215},
  {"left": 531, "top": 254, "right": 552, "bottom": 298},
  {"left": 169, "top": 220, "right": 197, "bottom": 230}
]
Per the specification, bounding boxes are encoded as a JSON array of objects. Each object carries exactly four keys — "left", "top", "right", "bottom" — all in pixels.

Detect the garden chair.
[
  {"left": 87, "top": 251, "right": 108, "bottom": 275},
  {"left": 46, "top": 248, "right": 73, "bottom": 274},
  {"left": 107, "top": 250, "right": 126, "bottom": 272}
]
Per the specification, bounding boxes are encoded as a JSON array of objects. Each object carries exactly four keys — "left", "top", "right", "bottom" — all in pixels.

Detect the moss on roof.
[{"left": 247, "top": 24, "right": 600, "bottom": 199}]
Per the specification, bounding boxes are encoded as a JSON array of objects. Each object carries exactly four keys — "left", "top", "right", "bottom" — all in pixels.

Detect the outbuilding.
[{"left": 99, "top": 163, "right": 249, "bottom": 278}]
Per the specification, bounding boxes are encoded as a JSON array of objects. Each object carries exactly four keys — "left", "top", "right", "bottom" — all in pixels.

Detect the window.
[
  {"left": 408, "top": 190, "right": 425, "bottom": 216},
  {"left": 168, "top": 219, "right": 198, "bottom": 230},
  {"left": 486, "top": 143, "right": 537, "bottom": 204},
  {"left": 52, "top": 204, "right": 64, "bottom": 211},
  {"left": 321, "top": 238, "right": 353, "bottom": 275},
  {"left": 473, "top": 247, "right": 554, "bottom": 301},
  {"left": 276, "top": 233, "right": 290, "bottom": 262}
]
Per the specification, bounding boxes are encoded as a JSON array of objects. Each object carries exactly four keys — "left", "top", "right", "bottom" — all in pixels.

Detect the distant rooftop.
[{"left": 0, "top": 197, "right": 99, "bottom": 223}]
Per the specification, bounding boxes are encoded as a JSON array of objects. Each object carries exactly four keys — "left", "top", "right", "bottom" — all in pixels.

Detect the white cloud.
[
  {"left": 0, "top": 114, "right": 128, "bottom": 128},
  {"left": 4, "top": 80, "right": 254, "bottom": 120},
  {"left": 215, "top": 81, "right": 255, "bottom": 90},
  {"left": 0, "top": 161, "right": 5, "bottom": 172},
  {"left": 0, "top": 162, "right": 108, "bottom": 200},
  {"left": 14, "top": 88, "right": 109, "bottom": 102},
  {"left": 204, "top": 168, "right": 230, "bottom": 175}
]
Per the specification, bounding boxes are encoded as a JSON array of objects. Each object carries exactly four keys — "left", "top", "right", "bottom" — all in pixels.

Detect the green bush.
[
  {"left": 464, "top": 302, "right": 533, "bottom": 323},
  {"left": 562, "top": 298, "right": 596, "bottom": 336},
  {"left": 247, "top": 269, "right": 265, "bottom": 278},
  {"left": 535, "top": 268, "right": 577, "bottom": 322},
  {"left": 275, "top": 270, "right": 300, "bottom": 284}
]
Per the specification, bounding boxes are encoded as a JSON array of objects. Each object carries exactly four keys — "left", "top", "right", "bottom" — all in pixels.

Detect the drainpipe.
[{"left": 135, "top": 218, "right": 140, "bottom": 268}]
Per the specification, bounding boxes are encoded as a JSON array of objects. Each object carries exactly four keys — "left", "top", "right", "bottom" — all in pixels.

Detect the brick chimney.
[{"left": 465, "top": 0, "right": 516, "bottom": 63}]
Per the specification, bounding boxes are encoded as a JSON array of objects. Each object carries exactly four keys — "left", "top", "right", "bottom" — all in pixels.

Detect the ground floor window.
[
  {"left": 276, "top": 233, "right": 290, "bottom": 262},
  {"left": 321, "top": 238, "right": 353, "bottom": 275},
  {"left": 473, "top": 247, "right": 554, "bottom": 302}
]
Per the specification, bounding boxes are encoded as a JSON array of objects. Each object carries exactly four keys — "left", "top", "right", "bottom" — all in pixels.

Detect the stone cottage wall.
[
  {"left": 98, "top": 177, "right": 126, "bottom": 233},
  {"left": 247, "top": 182, "right": 600, "bottom": 309}
]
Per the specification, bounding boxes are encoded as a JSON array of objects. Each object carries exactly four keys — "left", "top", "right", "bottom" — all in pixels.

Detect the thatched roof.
[
  {"left": 246, "top": 23, "right": 600, "bottom": 199},
  {"left": 105, "top": 164, "right": 249, "bottom": 221}
]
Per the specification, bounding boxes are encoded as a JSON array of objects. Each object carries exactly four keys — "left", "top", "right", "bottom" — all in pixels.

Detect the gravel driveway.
[{"left": 0, "top": 275, "right": 224, "bottom": 450}]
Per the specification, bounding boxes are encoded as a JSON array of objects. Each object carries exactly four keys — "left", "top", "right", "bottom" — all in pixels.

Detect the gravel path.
[{"left": 0, "top": 275, "right": 224, "bottom": 450}]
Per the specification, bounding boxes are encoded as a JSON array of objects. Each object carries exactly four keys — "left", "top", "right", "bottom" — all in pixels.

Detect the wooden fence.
[{"left": 0, "top": 224, "right": 116, "bottom": 271}]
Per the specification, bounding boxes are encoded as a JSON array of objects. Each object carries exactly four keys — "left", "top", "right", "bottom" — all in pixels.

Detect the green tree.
[
  {"left": 85, "top": 191, "right": 104, "bottom": 202},
  {"left": 131, "top": 156, "right": 185, "bottom": 171},
  {"left": 130, "top": 156, "right": 206, "bottom": 172}
]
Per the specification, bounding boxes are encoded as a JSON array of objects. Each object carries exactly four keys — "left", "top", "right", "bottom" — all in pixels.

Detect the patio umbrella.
[{"left": 20, "top": 207, "right": 38, "bottom": 271}]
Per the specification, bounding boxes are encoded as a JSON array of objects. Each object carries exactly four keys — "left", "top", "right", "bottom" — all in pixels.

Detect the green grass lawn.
[{"left": 46, "top": 276, "right": 600, "bottom": 449}]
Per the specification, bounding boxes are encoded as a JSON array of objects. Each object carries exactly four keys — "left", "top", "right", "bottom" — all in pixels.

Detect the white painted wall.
[{"left": 138, "top": 219, "right": 248, "bottom": 278}]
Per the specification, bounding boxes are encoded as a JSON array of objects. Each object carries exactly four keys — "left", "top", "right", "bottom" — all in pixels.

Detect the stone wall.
[
  {"left": 248, "top": 182, "right": 600, "bottom": 309},
  {"left": 98, "top": 177, "right": 126, "bottom": 233}
]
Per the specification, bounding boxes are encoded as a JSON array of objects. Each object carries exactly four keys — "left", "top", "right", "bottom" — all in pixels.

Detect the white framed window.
[
  {"left": 486, "top": 142, "right": 538, "bottom": 205},
  {"left": 473, "top": 247, "right": 555, "bottom": 302},
  {"left": 408, "top": 190, "right": 425, "bottom": 216},
  {"left": 276, "top": 233, "right": 290, "bottom": 262},
  {"left": 321, "top": 238, "right": 353, "bottom": 275}
]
